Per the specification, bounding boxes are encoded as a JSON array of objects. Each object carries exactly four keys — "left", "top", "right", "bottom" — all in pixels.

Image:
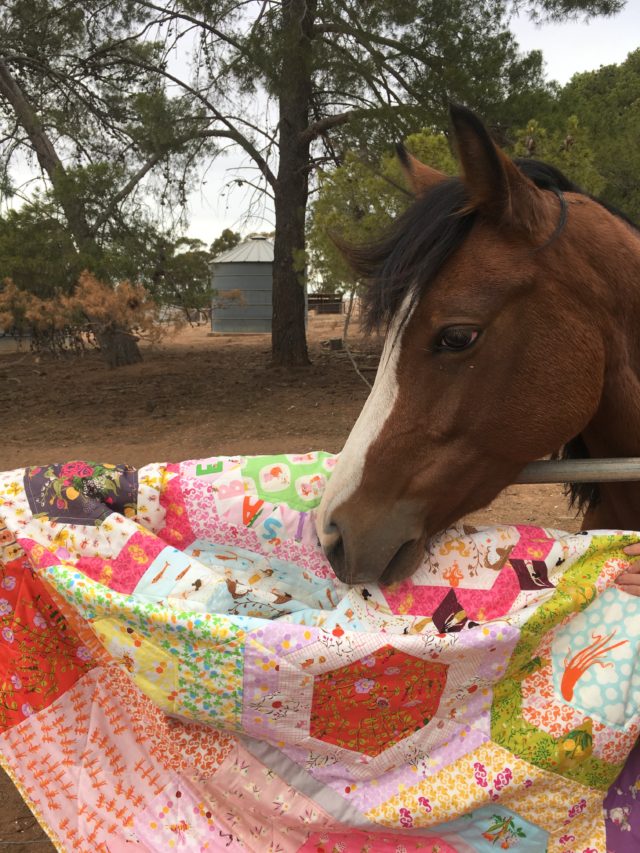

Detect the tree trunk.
[
  {"left": 272, "top": 187, "right": 310, "bottom": 367},
  {"left": 96, "top": 326, "right": 143, "bottom": 369},
  {"left": 0, "top": 58, "right": 95, "bottom": 250},
  {"left": 0, "top": 58, "right": 143, "bottom": 367},
  {"left": 271, "top": 0, "right": 316, "bottom": 368}
]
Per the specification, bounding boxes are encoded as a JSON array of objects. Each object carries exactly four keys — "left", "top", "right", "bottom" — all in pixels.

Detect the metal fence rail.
[{"left": 516, "top": 458, "right": 640, "bottom": 484}]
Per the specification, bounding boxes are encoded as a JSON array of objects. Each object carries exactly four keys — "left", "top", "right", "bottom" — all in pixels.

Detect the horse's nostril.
[
  {"left": 320, "top": 516, "right": 342, "bottom": 550},
  {"left": 324, "top": 534, "right": 347, "bottom": 580}
]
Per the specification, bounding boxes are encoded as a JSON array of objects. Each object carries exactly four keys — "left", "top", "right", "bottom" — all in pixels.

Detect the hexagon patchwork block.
[{"left": 310, "top": 644, "right": 448, "bottom": 756}]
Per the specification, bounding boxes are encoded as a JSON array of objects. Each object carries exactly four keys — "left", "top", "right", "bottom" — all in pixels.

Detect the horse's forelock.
[
  {"left": 337, "top": 178, "right": 475, "bottom": 334},
  {"left": 347, "top": 163, "right": 564, "bottom": 333}
]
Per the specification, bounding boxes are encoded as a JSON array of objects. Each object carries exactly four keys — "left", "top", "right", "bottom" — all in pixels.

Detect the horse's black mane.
[{"left": 341, "top": 156, "right": 639, "bottom": 515}]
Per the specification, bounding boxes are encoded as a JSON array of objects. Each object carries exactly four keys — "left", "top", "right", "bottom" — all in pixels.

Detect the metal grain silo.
[{"left": 210, "top": 236, "right": 274, "bottom": 333}]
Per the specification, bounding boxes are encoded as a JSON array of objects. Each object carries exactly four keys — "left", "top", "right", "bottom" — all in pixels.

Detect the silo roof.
[{"left": 212, "top": 236, "right": 274, "bottom": 264}]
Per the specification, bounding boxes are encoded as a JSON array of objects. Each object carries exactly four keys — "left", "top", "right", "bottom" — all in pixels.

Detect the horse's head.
[{"left": 317, "top": 105, "right": 622, "bottom": 585}]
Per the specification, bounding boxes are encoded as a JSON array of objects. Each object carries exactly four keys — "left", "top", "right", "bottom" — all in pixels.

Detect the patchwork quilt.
[{"left": 0, "top": 452, "right": 639, "bottom": 852}]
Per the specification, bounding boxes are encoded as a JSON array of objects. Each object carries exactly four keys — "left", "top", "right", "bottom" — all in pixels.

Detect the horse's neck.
[{"left": 581, "top": 236, "right": 640, "bottom": 530}]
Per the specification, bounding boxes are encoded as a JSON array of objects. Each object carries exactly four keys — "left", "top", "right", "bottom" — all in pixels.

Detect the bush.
[{"left": 0, "top": 272, "right": 166, "bottom": 366}]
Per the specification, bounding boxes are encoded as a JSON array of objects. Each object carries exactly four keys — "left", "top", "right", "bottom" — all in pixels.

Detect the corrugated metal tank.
[{"left": 210, "top": 237, "right": 274, "bottom": 334}]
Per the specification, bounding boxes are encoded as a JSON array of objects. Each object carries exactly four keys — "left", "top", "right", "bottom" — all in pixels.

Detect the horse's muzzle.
[{"left": 319, "top": 502, "right": 425, "bottom": 585}]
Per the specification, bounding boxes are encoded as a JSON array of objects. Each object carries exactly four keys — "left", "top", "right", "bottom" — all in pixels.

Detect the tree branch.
[
  {"left": 320, "top": 36, "right": 402, "bottom": 107},
  {"left": 301, "top": 110, "right": 353, "bottom": 143},
  {"left": 135, "top": 1, "right": 246, "bottom": 54},
  {"left": 91, "top": 150, "right": 170, "bottom": 232},
  {"left": 113, "top": 54, "right": 277, "bottom": 188},
  {"left": 313, "top": 21, "right": 442, "bottom": 69},
  {"left": 0, "top": 57, "right": 96, "bottom": 245},
  {"left": 93, "top": 126, "right": 269, "bottom": 231},
  {"left": 0, "top": 58, "right": 65, "bottom": 179}
]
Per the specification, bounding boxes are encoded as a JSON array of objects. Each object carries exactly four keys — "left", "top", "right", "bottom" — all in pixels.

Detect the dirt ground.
[{"left": 0, "top": 315, "right": 581, "bottom": 851}]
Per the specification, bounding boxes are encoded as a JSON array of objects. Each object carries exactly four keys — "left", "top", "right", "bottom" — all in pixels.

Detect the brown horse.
[{"left": 317, "top": 104, "right": 640, "bottom": 586}]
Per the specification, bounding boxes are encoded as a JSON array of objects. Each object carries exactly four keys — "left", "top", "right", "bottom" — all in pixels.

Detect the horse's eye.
[{"left": 437, "top": 327, "right": 479, "bottom": 351}]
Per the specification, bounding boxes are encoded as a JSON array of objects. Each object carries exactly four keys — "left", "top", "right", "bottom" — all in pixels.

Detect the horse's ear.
[
  {"left": 396, "top": 144, "right": 447, "bottom": 196},
  {"left": 449, "top": 104, "right": 546, "bottom": 231}
]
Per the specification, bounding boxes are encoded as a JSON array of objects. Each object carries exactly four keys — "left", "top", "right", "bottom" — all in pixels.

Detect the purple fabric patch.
[
  {"left": 24, "top": 462, "right": 137, "bottom": 525},
  {"left": 605, "top": 737, "right": 640, "bottom": 850}
]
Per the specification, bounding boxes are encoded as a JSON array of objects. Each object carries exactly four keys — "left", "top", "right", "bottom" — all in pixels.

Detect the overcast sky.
[
  {"left": 187, "top": 4, "right": 640, "bottom": 244},
  {"left": 510, "top": 2, "right": 640, "bottom": 83}
]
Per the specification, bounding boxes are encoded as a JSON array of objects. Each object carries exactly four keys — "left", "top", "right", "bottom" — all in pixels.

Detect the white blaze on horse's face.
[{"left": 317, "top": 296, "right": 415, "bottom": 564}]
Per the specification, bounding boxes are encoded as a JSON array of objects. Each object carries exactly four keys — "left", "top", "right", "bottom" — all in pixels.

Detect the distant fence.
[
  {"left": 0, "top": 331, "right": 32, "bottom": 352},
  {"left": 308, "top": 293, "right": 343, "bottom": 314},
  {"left": 156, "top": 306, "right": 210, "bottom": 325}
]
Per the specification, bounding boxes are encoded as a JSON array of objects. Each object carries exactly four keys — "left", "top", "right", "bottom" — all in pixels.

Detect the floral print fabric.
[{"left": 1, "top": 452, "right": 640, "bottom": 851}]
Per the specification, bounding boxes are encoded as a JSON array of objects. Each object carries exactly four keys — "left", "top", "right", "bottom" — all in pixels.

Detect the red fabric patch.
[
  {"left": 310, "top": 644, "right": 448, "bottom": 756},
  {"left": 0, "top": 553, "right": 94, "bottom": 731},
  {"left": 159, "top": 475, "right": 197, "bottom": 549}
]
